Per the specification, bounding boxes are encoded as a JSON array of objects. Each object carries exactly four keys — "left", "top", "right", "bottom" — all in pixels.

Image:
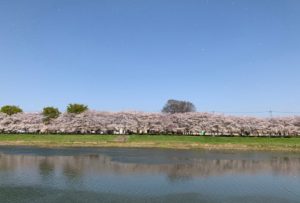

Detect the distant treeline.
[{"left": 0, "top": 111, "right": 299, "bottom": 136}]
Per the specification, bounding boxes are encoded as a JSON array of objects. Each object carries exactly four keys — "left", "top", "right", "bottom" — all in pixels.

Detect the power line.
[
  {"left": 273, "top": 111, "right": 300, "bottom": 114},
  {"left": 206, "top": 110, "right": 300, "bottom": 116}
]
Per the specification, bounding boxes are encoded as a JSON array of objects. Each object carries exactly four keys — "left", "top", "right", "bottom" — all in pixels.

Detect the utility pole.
[{"left": 268, "top": 110, "right": 273, "bottom": 118}]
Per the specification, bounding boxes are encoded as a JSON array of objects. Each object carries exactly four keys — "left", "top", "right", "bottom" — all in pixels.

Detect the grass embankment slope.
[{"left": 0, "top": 134, "right": 300, "bottom": 151}]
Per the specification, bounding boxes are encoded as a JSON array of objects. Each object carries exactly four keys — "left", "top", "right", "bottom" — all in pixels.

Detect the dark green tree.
[
  {"left": 67, "top": 103, "right": 88, "bottom": 114},
  {"left": 162, "top": 99, "right": 196, "bottom": 114},
  {"left": 42, "top": 107, "right": 61, "bottom": 123},
  {"left": 0, "top": 105, "right": 23, "bottom": 115}
]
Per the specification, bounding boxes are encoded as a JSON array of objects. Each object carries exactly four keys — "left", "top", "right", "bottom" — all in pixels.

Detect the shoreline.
[
  {"left": 0, "top": 142, "right": 299, "bottom": 152},
  {"left": 0, "top": 134, "right": 300, "bottom": 152}
]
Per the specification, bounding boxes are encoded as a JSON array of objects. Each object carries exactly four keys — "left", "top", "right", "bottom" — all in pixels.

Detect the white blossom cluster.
[{"left": 0, "top": 111, "right": 299, "bottom": 136}]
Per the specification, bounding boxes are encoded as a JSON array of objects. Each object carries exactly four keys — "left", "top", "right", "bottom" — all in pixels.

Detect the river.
[{"left": 0, "top": 146, "right": 299, "bottom": 202}]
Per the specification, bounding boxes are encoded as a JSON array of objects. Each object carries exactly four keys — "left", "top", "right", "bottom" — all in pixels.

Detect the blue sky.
[{"left": 0, "top": 0, "right": 299, "bottom": 115}]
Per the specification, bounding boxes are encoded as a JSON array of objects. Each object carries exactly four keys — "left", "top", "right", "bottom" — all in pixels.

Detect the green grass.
[
  {"left": 0, "top": 134, "right": 300, "bottom": 151},
  {"left": 128, "top": 135, "right": 300, "bottom": 148},
  {"left": 129, "top": 135, "right": 300, "bottom": 151}
]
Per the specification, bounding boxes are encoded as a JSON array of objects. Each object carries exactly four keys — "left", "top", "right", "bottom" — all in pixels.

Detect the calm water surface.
[{"left": 0, "top": 146, "right": 300, "bottom": 203}]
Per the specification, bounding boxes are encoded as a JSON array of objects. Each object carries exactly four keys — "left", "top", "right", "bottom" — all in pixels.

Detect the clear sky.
[{"left": 0, "top": 0, "right": 299, "bottom": 115}]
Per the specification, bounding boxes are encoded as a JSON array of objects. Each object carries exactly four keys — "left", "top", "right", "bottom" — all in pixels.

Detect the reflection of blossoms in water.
[
  {"left": 0, "top": 111, "right": 299, "bottom": 136},
  {"left": 0, "top": 149, "right": 300, "bottom": 181}
]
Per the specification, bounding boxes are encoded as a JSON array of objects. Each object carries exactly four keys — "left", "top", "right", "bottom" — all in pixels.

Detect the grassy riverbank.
[{"left": 0, "top": 134, "right": 300, "bottom": 151}]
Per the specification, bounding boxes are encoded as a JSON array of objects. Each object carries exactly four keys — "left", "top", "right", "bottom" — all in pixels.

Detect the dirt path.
[{"left": 113, "top": 135, "right": 129, "bottom": 142}]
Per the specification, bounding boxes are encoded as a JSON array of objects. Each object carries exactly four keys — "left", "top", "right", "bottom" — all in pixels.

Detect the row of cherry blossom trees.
[{"left": 0, "top": 111, "right": 299, "bottom": 136}]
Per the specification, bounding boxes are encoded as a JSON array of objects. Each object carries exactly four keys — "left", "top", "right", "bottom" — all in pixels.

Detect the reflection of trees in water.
[
  {"left": 0, "top": 153, "right": 300, "bottom": 181},
  {"left": 63, "top": 156, "right": 83, "bottom": 180},
  {"left": 167, "top": 163, "right": 194, "bottom": 182},
  {"left": 39, "top": 158, "right": 55, "bottom": 176},
  {"left": 0, "top": 154, "right": 9, "bottom": 172}
]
